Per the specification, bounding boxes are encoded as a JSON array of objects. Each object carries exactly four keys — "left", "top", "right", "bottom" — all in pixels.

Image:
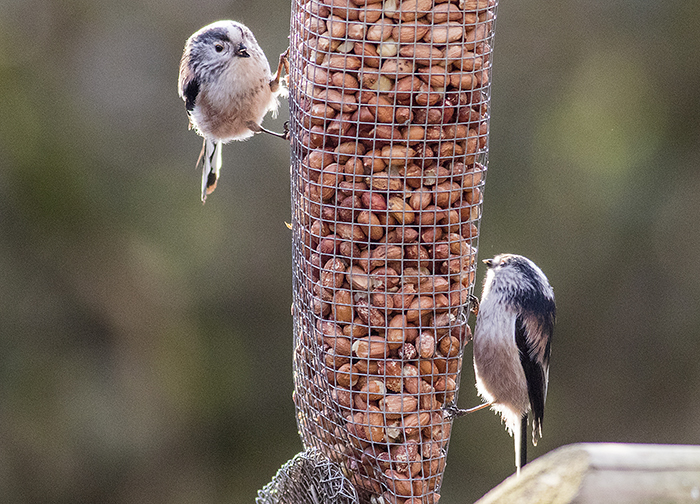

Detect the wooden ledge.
[{"left": 474, "top": 443, "right": 700, "bottom": 504}]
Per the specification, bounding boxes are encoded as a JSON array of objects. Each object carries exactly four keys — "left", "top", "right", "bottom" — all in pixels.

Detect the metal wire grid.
[
  {"left": 256, "top": 448, "right": 359, "bottom": 504},
  {"left": 287, "top": 1, "right": 498, "bottom": 502}
]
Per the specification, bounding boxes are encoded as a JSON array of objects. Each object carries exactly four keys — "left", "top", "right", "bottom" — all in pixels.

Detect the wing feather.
[
  {"left": 182, "top": 78, "right": 200, "bottom": 113},
  {"left": 515, "top": 313, "right": 549, "bottom": 444}
]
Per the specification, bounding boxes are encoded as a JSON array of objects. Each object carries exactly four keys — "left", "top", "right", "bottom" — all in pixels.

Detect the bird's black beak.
[
  {"left": 237, "top": 44, "right": 250, "bottom": 58},
  {"left": 483, "top": 258, "right": 493, "bottom": 267}
]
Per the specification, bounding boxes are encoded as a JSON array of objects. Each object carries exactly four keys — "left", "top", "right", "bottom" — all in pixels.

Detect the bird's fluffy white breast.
[
  {"left": 473, "top": 272, "right": 530, "bottom": 432},
  {"left": 190, "top": 46, "right": 279, "bottom": 142},
  {"left": 212, "top": 55, "right": 272, "bottom": 112}
]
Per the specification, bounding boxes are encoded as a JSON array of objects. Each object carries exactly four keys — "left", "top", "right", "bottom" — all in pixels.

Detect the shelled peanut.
[{"left": 290, "top": 0, "right": 497, "bottom": 502}]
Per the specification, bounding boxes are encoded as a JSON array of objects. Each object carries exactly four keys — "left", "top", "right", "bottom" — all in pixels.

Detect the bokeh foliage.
[{"left": 0, "top": 0, "right": 699, "bottom": 502}]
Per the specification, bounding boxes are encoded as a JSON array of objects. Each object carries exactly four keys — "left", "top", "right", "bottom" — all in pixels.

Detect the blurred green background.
[{"left": 1, "top": 0, "right": 699, "bottom": 502}]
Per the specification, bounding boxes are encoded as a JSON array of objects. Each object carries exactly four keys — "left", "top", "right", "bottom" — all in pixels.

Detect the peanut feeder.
[{"left": 288, "top": 0, "right": 498, "bottom": 502}]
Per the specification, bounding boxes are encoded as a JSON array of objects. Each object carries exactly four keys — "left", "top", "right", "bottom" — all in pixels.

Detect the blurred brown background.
[{"left": 1, "top": 0, "right": 699, "bottom": 502}]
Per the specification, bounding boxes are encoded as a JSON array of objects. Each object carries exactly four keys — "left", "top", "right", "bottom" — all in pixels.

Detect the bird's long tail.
[
  {"left": 514, "top": 413, "right": 528, "bottom": 475},
  {"left": 198, "top": 138, "right": 223, "bottom": 203}
]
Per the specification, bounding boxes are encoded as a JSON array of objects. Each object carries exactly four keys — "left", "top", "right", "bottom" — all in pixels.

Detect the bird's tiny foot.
[
  {"left": 248, "top": 120, "right": 288, "bottom": 139},
  {"left": 279, "top": 47, "right": 290, "bottom": 74},
  {"left": 442, "top": 403, "right": 462, "bottom": 420},
  {"left": 469, "top": 294, "right": 480, "bottom": 317},
  {"left": 270, "top": 48, "right": 290, "bottom": 92},
  {"left": 443, "top": 401, "right": 492, "bottom": 419}
]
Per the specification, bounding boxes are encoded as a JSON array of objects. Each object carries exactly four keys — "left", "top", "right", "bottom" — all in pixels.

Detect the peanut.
[
  {"left": 336, "top": 363, "right": 359, "bottom": 388},
  {"left": 387, "top": 197, "right": 416, "bottom": 225},
  {"left": 352, "top": 335, "right": 389, "bottom": 359},
  {"left": 391, "top": 21, "right": 430, "bottom": 43},
  {"left": 380, "top": 394, "right": 418, "bottom": 419},
  {"left": 406, "top": 296, "right": 434, "bottom": 322},
  {"left": 365, "top": 405, "right": 386, "bottom": 443}
]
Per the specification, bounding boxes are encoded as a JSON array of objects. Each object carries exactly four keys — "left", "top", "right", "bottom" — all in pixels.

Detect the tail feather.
[
  {"left": 199, "top": 139, "right": 223, "bottom": 203},
  {"left": 514, "top": 414, "right": 528, "bottom": 476}
]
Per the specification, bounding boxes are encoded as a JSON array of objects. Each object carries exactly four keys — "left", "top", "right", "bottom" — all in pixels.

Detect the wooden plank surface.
[{"left": 474, "top": 443, "right": 700, "bottom": 504}]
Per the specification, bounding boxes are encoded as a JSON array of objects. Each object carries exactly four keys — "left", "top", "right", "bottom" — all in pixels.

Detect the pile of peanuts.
[{"left": 289, "top": 0, "right": 496, "bottom": 502}]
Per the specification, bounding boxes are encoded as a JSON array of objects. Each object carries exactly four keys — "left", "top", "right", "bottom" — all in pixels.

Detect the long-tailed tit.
[
  {"left": 448, "top": 254, "right": 556, "bottom": 475},
  {"left": 178, "top": 20, "right": 288, "bottom": 202}
]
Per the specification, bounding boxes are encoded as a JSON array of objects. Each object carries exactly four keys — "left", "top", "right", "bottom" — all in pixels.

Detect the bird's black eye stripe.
[{"left": 195, "top": 28, "right": 230, "bottom": 52}]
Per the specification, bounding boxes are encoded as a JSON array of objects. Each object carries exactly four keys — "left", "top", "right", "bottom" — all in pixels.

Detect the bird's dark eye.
[{"left": 214, "top": 44, "right": 224, "bottom": 53}]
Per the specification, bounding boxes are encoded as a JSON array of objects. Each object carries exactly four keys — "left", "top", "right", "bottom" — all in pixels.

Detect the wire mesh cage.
[
  {"left": 256, "top": 448, "right": 359, "bottom": 504},
  {"left": 287, "top": 0, "right": 498, "bottom": 502}
]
